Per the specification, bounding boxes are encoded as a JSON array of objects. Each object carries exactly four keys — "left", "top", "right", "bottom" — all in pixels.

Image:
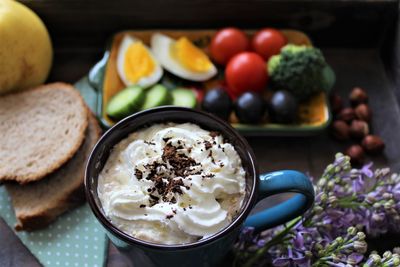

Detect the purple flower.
[
  {"left": 256, "top": 239, "right": 266, "bottom": 248},
  {"left": 293, "top": 232, "right": 306, "bottom": 250},
  {"left": 361, "top": 162, "right": 374, "bottom": 178},
  {"left": 347, "top": 253, "right": 364, "bottom": 264},
  {"left": 239, "top": 226, "right": 255, "bottom": 243},
  {"left": 393, "top": 184, "right": 400, "bottom": 201},
  {"left": 273, "top": 256, "right": 309, "bottom": 267},
  {"left": 350, "top": 163, "right": 373, "bottom": 193},
  {"left": 273, "top": 248, "right": 310, "bottom": 267},
  {"left": 235, "top": 154, "right": 400, "bottom": 267}
]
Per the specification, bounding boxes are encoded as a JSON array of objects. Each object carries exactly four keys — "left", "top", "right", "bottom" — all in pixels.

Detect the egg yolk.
[
  {"left": 172, "top": 37, "right": 212, "bottom": 73},
  {"left": 124, "top": 42, "right": 155, "bottom": 83}
]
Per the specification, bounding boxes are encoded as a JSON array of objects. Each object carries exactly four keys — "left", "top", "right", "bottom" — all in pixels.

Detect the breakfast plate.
[{"left": 83, "top": 29, "right": 332, "bottom": 136}]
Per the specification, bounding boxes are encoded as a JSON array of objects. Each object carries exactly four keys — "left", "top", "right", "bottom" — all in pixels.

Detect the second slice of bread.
[{"left": 6, "top": 114, "right": 101, "bottom": 231}]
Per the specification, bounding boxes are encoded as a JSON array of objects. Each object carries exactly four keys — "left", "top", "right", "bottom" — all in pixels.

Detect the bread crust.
[
  {"left": 15, "top": 183, "right": 86, "bottom": 231},
  {"left": 0, "top": 83, "right": 89, "bottom": 184}
]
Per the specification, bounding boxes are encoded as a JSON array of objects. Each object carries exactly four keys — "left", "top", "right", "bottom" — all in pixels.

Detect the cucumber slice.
[
  {"left": 106, "top": 86, "right": 145, "bottom": 120},
  {"left": 171, "top": 88, "right": 197, "bottom": 108},
  {"left": 142, "top": 84, "right": 172, "bottom": 110}
]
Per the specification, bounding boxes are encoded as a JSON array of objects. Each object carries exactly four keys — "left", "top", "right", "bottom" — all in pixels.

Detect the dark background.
[{"left": 19, "top": 0, "right": 400, "bottom": 101}]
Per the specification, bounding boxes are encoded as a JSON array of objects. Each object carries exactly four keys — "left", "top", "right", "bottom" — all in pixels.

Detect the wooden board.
[{"left": 2, "top": 47, "right": 400, "bottom": 267}]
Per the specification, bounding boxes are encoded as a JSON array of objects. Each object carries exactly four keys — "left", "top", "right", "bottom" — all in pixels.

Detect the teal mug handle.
[{"left": 244, "top": 170, "right": 315, "bottom": 232}]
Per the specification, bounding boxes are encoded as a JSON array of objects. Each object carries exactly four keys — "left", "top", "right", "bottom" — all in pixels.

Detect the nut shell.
[
  {"left": 354, "top": 104, "right": 372, "bottom": 122},
  {"left": 349, "top": 87, "right": 368, "bottom": 106},
  {"left": 362, "top": 135, "right": 385, "bottom": 154},
  {"left": 331, "top": 120, "right": 350, "bottom": 140},
  {"left": 345, "top": 145, "right": 365, "bottom": 165},
  {"left": 349, "top": 120, "right": 369, "bottom": 139},
  {"left": 337, "top": 108, "right": 355, "bottom": 123}
]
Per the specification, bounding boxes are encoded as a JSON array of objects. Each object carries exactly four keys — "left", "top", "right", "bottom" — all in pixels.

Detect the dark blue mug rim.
[{"left": 85, "top": 106, "right": 259, "bottom": 250}]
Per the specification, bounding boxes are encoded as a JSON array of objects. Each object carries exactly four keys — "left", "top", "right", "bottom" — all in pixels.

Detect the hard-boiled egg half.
[
  {"left": 151, "top": 33, "right": 217, "bottom": 81},
  {"left": 117, "top": 35, "right": 163, "bottom": 88}
]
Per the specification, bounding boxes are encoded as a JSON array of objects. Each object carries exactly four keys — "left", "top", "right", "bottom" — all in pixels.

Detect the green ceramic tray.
[{"left": 85, "top": 30, "right": 332, "bottom": 136}]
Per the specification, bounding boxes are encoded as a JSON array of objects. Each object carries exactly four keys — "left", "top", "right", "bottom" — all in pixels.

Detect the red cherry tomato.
[
  {"left": 210, "top": 28, "right": 250, "bottom": 65},
  {"left": 225, "top": 52, "right": 268, "bottom": 97},
  {"left": 252, "top": 28, "right": 287, "bottom": 61}
]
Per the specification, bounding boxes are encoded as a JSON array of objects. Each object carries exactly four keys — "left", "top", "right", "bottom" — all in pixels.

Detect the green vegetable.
[
  {"left": 171, "top": 88, "right": 197, "bottom": 108},
  {"left": 141, "top": 84, "right": 172, "bottom": 110},
  {"left": 267, "top": 44, "right": 335, "bottom": 100},
  {"left": 106, "top": 86, "right": 145, "bottom": 120}
]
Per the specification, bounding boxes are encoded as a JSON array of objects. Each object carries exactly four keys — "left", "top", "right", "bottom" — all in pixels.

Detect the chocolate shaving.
[
  {"left": 139, "top": 204, "right": 146, "bottom": 208},
  {"left": 166, "top": 215, "right": 174, "bottom": 219},
  {"left": 202, "top": 173, "right": 215, "bottom": 179},
  {"left": 135, "top": 169, "right": 143, "bottom": 180},
  {"left": 204, "top": 141, "right": 212, "bottom": 150},
  {"left": 162, "top": 144, "right": 197, "bottom": 177},
  {"left": 171, "top": 196, "right": 177, "bottom": 204},
  {"left": 150, "top": 194, "right": 159, "bottom": 201},
  {"left": 154, "top": 175, "right": 166, "bottom": 195},
  {"left": 135, "top": 134, "right": 230, "bottom": 206},
  {"left": 162, "top": 144, "right": 176, "bottom": 161},
  {"left": 208, "top": 150, "right": 216, "bottom": 164}
]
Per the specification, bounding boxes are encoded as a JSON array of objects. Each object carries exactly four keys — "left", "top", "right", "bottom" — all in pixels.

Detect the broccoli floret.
[{"left": 268, "top": 44, "right": 334, "bottom": 100}]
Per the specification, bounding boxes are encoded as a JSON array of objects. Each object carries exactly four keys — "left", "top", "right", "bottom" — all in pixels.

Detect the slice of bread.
[
  {"left": 6, "top": 114, "right": 101, "bottom": 231},
  {"left": 0, "top": 83, "right": 88, "bottom": 184}
]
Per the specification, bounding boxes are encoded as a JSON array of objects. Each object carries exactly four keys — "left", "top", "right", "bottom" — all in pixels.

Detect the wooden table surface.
[
  {"left": 1, "top": 46, "right": 400, "bottom": 266},
  {"left": 1, "top": 1, "right": 399, "bottom": 265}
]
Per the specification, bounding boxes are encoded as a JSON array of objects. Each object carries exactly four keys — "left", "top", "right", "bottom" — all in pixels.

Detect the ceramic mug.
[{"left": 85, "top": 106, "right": 315, "bottom": 267}]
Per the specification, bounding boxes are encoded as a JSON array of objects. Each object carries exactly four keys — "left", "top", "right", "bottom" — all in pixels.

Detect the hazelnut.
[
  {"left": 362, "top": 135, "right": 385, "bottom": 154},
  {"left": 349, "top": 120, "right": 369, "bottom": 139},
  {"left": 337, "top": 107, "right": 355, "bottom": 123},
  {"left": 330, "top": 93, "right": 343, "bottom": 114},
  {"left": 354, "top": 104, "right": 372, "bottom": 122},
  {"left": 349, "top": 87, "right": 368, "bottom": 106},
  {"left": 330, "top": 120, "right": 350, "bottom": 140},
  {"left": 345, "top": 145, "right": 365, "bottom": 165}
]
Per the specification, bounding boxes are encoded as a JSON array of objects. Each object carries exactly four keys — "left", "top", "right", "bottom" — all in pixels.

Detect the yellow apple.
[{"left": 0, "top": 0, "right": 52, "bottom": 94}]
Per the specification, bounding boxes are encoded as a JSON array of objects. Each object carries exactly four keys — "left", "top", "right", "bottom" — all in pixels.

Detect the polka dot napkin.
[{"left": 0, "top": 186, "right": 107, "bottom": 267}]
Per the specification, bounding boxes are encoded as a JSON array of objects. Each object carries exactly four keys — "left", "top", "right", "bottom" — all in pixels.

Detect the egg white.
[
  {"left": 151, "top": 33, "right": 217, "bottom": 82},
  {"left": 117, "top": 35, "right": 163, "bottom": 88}
]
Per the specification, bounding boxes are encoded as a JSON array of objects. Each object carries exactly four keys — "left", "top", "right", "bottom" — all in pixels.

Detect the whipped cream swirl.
[{"left": 98, "top": 123, "right": 246, "bottom": 244}]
